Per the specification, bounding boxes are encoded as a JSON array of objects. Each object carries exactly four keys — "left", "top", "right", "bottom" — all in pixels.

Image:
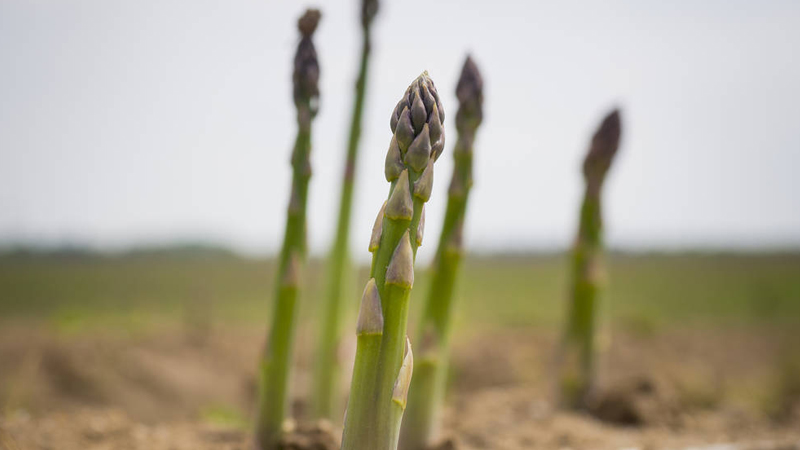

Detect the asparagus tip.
[
  {"left": 596, "top": 109, "right": 621, "bottom": 143},
  {"left": 583, "top": 108, "right": 622, "bottom": 182},
  {"left": 293, "top": 9, "right": 321, "bottom": 113},
  {"left": 390, "top": 73, "right": 445, "bottom": 162},
  {"left": 392, "top": 337, "right": 414, "bottom": 409},
  {"left": 457, "top": 56, "right": 484, "bottom": 103},
  {"left": 361, "top": 0, "right": 379, "bottom": 28},
  {"left": 385, "top": 230, "right": 414, "bottom": 288},
  {"left": 456, "top": 55, "right": 484, "bottom": 130},
  {"left": 297, "top": 9, "right": 321, "bottom": 37},
  {"left": 356, "top": 278, "right": 384, "bottom": 335}
]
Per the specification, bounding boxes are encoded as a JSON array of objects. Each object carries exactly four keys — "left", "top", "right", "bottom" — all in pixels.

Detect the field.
[{"left": 1, "top": 250, "right": 800, "bottom": 449}]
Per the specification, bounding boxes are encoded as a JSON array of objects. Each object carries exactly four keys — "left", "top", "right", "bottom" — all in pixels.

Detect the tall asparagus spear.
[
  {"left": 559, "top": 109, "right": 622, "bottom": 409},
  {"left": 341, "top": 72, "right": 445, "bottom": 450},
  {"left": 255, "top": 9, "right": 321, "bottom": 450},
  {"left": 311, "top": 0, "right": 380, "bottom": 421},
  {"left": 399, "top": 56, "right": 483, "bottom": 450}
]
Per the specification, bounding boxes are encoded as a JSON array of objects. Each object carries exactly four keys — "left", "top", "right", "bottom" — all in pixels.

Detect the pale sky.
[{"left": 1, "top": 0, "right": 799, "bottom": 260}]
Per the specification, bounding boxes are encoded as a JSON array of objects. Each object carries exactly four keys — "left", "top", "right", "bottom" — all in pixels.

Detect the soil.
[{"left": 1, "top": 322, "right": 798, "bottom": 449}]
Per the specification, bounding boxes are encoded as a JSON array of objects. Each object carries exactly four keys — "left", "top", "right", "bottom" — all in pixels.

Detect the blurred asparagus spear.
[
  {"left": 399, "top": 56, "right": 484, "bottom": 450},
  {"left": 311, "top": 0, "right": 380, "bottom": 421},
  {"left": 254, "top": 9, "right": 321, "bottom": 450},
  {"left": 559, "top": 109, "right": 622, "bottom": 409},
  {"left": 341, "top": 72, "right": 445, "bottom": 450}
]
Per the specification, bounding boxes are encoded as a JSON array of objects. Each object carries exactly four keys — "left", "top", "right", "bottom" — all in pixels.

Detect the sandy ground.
[{"left": 1, "top": 323, "right": 798, "bottom": 449}]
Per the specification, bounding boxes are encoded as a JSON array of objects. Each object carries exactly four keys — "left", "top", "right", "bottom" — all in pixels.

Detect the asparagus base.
[
  {"left": 255, "top": 285, "right": 298, "bottom": 448},
  {"left": 558, "top": 184, "right": 605, "bottom": 409}
]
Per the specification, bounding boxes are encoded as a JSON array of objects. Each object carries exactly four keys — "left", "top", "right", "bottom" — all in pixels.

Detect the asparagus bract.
[
  {"left": 312, "top": 0, "right": 380, "bottom": 420},
  {"left": 399, "top": 56, "right": 483, "bottom": 450},
  {"left": 255, "top": 9, "right": 321, "bottom": 450},
  {"left": 341, "top": 72, "right": 445, "bottom": 450},
  {"left": 559, "top": 109, "right": 622, "bottom": 409}
]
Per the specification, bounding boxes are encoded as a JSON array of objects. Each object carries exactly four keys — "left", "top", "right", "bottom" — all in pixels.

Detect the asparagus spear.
[
  {"left": 254, "top": 9, "right": 321, "bottom": 450},
  {"left": 341, "top": 72, "right": 445, "bottom": 450},
  {"left": 399, "top": 56, "right": 483, "bottom": 450},
  {"left": 312, "top": 0, "right": 380, "bottom": 421},
  {"left": 559, "top": 109, "right": 622, "bottom": 409}
]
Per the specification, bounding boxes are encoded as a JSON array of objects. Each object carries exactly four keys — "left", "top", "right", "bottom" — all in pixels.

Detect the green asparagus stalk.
[
  {"left": 311, "top": 0, "right": 380, "bottom": 421},
  {"left": 559, "top": 109, "right": 622, "bottom": 409},
  {"left": 341, "top": 72, "right": 446, "bottom": 450},
  {"left": 399, "top": 56, "right": 483, "bottom": 450},
  {"left": 255, "top": 9, "right": 321, "bottom": 450}
]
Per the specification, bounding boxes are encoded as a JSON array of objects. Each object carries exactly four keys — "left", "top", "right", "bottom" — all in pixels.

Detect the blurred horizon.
[
  {"left": 2, "top": 239, "right": 800, "bottom": 260},
  {"left": 2, "top": 0, "right": 800, "bottom": 263}
]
